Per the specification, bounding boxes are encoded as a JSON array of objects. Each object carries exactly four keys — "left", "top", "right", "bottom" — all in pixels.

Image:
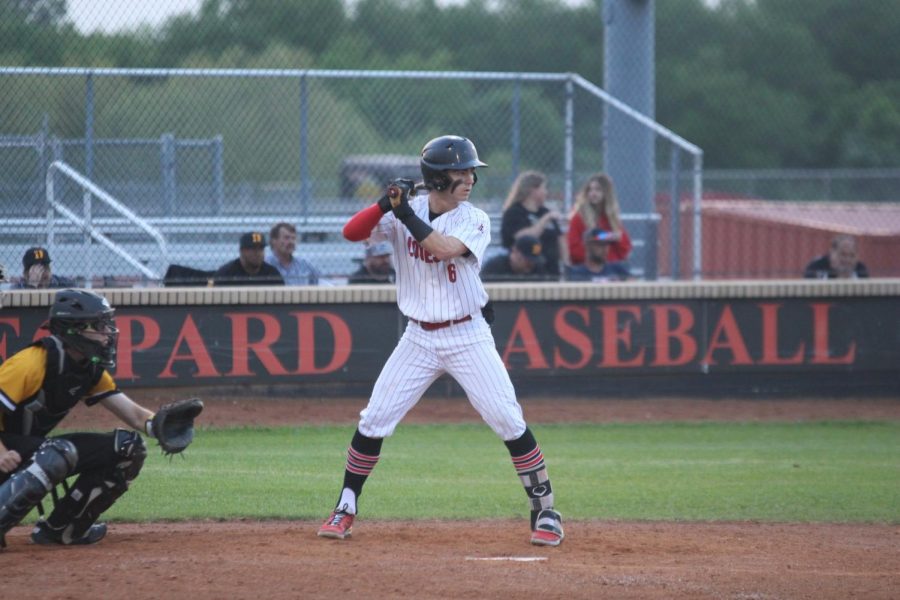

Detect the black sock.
[{"left": 340, "top": 429, "right": 383, "bottom": 501}]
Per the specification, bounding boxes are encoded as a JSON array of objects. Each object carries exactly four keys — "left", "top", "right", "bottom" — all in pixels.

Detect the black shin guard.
[
  {"left": 0, "top": 439, "right": 77, "bottom": 546},
  {"left": 505, "top": 428, "right": 555, "bottom": 520},
  {"left": 47, "top": 430, "right": 146, "bottom": 540}
]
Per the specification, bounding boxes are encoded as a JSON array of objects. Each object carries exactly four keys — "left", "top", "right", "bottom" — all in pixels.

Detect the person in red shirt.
[{"left": 566, "top": 173, "right": 632, "bottom": 265}]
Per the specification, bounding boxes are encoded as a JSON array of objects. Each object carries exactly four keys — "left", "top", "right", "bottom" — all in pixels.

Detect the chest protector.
[{"left": 7, "top": 337, "right": 105, "bottom": 437}]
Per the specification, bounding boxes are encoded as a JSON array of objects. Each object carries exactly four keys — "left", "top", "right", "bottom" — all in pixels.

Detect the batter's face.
[{"left": 446, "top": 168, "right": 476, "bottom": 200}]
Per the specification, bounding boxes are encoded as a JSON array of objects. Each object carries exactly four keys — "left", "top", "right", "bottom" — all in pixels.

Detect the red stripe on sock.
[
  {"left": 512, "top": 446, "right": 545, "bottom": 473},
  {"left": 347, "top": 446, "right": 380, "bottom": 475}
]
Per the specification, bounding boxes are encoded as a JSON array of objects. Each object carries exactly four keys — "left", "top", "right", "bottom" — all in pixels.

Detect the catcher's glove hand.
[{"left": 149, "top": 398, "right": 204, "bottom": 455}]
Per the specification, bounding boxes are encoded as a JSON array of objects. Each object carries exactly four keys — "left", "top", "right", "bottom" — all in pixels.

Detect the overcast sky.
[
  {"left": 66, "top": 0, "right": 601, "bottom": 34},
  {"left": 67, "top": 0, "right": 205, "bottom": 33}
]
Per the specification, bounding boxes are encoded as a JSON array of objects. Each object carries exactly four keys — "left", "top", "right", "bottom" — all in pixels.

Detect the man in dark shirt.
[
  {"left": 803, "top": 234, "right": 869, "bottom": 279},
  {"left": 481, "top": 235, "right": 552, "bottom": 282},
  {"left": 348, "top": 240, "right": 395, "bottom": 284},
  {"left": 213, "top": 232, "right": 285, "bottom": 286}
]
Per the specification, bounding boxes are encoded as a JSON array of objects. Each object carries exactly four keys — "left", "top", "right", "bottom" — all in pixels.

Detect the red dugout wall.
[{"left": 656, "top": 199, "right": 900, "bottom": 279}]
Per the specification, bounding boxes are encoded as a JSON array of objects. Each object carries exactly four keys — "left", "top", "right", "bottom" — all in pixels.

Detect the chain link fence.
[
  {"left": 2, "top": 1, "right": 898, "bottom": 285},
  {"left": 1, "top": 67, "right": 703, "bottom": 286}
]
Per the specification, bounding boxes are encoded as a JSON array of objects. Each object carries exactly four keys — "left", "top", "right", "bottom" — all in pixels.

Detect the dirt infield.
[{"left": 4, "top": 394, "right": 899, "bottom": 600}]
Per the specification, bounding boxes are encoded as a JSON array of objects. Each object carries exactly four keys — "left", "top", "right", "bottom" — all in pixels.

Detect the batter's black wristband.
[
  {"left": 400, "top": 213, "right": 434, "bottom": 243},
  {"left": 377, "top": 194, "right": 392, "bottom": 213}
]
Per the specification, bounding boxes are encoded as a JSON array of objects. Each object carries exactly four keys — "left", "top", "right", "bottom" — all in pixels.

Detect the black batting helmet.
[
  {"left": 420, "top": 135, "right": 487, "bottom": 191},
  {"left": 48, "top": 289, "right": 118, "bottom": 368}
]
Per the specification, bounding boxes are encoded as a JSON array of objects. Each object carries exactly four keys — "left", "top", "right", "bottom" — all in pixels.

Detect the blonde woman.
[
  {"left": 567, "top": 173, "right": 632, "bottom": 265},
  {"left": 500, "top": 171, "right": 565, "bottom": 276}
]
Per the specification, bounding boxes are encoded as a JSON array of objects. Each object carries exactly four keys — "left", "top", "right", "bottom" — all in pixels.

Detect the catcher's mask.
[
  {"left": 420, "top": 135, "right": 487, "bottom": 192},
  {"left": 47, "top": 289, "right": 119, "bottom": 368}
]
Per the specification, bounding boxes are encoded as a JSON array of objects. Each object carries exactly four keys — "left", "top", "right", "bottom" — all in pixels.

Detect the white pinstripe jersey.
[{"left": 372, "top": 193, "right": 490, "bottom": 322}]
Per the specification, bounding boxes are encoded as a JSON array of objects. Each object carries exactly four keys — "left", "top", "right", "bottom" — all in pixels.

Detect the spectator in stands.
[
  {"left": 14, "top": 247, "right": 75, "bottom": 289},
  {"left": 500, "top": 171, "right": 565, "bottom": 277},
  {"left": 213, "top": 231, "right": 284, "bottom": 286},
  {"left": 481, "top": 235, "right": 553, "bottom": 282},
  {"left": 349, "top": 240, "right": 395, "bottom": 284},
  {"left": 803, "top": 234, "right": 869, "bottom": 279},
  {"left": 567, "top": 173, "right": 632, "bottom": 266},
  {"left": 266, "top": 222, "right": 321, "bottom": 285},
  {"left": 565, "top": 229, "right": 633, "bottom": 282}
]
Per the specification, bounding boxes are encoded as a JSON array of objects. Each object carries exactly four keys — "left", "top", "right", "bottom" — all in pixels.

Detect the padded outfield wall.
[{"left": 1, "top": 280, "right": 898, "bottom": 398}]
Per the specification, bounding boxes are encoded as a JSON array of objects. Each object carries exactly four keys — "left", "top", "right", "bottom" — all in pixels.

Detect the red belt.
[{"left": 409, "top": 315, "right": 473, "bottom": 331}]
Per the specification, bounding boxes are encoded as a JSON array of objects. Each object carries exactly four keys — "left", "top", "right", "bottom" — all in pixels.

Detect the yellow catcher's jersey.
[{"left": 0, "top": 339, "right": 117, "bottom": 436}]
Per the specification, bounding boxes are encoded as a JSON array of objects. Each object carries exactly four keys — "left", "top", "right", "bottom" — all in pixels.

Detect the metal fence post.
[
  {"left": 83, "top": 71, "right": 95, "bottom": 288},
  {"left": 563, "top": 77, "right": 575, "bottom": 213},
  {"left": 213, "top": 135, "right": 224, "bottom": 215},
  {"left": 692, "top": 151, "right": 704, "bottom": 280},
  {"left": 299, "top": 73, "right": 310, "bottom": 219},
  {"left": 37, "top": 115, "right": 49, "bottom": 212},
  {"left": 161, "top": 133, "right": 176, "bottom": 215},
  {"left": 511, "top": 79, "right": 521, "bottom": 179},
  {"left": 670, "top": 146, "right": 681, "bottom": 280}
]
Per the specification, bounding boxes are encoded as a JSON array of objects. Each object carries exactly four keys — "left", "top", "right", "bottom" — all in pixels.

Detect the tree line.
[{"left": 2, "top": 0, "right": 899, "bottom": 169}]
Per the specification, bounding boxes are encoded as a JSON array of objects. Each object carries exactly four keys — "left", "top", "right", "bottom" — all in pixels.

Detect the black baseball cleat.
[{"left": 31, "top": 520, "right": 108, "bottom": 546}]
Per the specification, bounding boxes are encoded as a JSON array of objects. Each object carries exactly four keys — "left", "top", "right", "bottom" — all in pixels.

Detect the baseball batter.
[{"left": 317, "top": 135, "right": 564, "bottom": 546}]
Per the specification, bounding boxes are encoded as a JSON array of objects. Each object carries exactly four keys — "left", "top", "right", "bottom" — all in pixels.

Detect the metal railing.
[
  {"left": 4, "top": 66, "right": 703, "bottom": 281},
  {"left": 46, "top": 161, "right": 169, "bottom": 285}
]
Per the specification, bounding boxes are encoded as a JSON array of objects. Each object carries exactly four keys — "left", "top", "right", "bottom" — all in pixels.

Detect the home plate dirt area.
[{"left": 3, "top": 395, "right": 898, "bottom": 600}]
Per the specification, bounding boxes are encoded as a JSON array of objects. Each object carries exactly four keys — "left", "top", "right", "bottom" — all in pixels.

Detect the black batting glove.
[
  {"left": 387, "top": 178, "right": 432, "bottom": 242},
  {"left": 389, "top": 178, "right": 415, "bottom": 199},
  {"left": 388, "top": 178, "right": 415, "bottom": 219}
]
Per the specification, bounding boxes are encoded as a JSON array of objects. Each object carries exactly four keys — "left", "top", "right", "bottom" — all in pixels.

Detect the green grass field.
[{"left": 95, "top": 421, "right": 900, "bottom": 524}]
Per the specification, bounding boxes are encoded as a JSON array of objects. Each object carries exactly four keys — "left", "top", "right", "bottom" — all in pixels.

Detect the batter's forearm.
[
  {"left": 421, "top": 233, "right": 467, "bottom": 261},
  {"left": 343, "top": 200, "right": 389, "bottom": 242}
]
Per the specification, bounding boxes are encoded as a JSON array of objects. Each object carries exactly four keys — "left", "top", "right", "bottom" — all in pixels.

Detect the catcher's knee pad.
[
  {"left": 0, "top": 439, "right": 78, "bottom": 540},
  {"left": 113, "top": 429, "right": 147, "bottom": 483},
  {"left": 33, "top": 439, "right": 79, "bottom": 484}
]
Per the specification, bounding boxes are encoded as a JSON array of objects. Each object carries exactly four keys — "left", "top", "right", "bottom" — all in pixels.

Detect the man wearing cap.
[
  {"left": 480, "top": 235, "right": 553, "bottom": 282},
  {"left": 265, "top": 222, "right": 321, "bottom": 286},
  {"left": 14, "top": 247, "right": 74, "bottom": 290},
  {"left": 348, "top": 240, "right": 395, "bottom": 284},
  {"left": 213, "top": 232, "right": 285, "bottom": 286},
  {"left": 565, "top": 229, "right": 632, "bottom": 282}
]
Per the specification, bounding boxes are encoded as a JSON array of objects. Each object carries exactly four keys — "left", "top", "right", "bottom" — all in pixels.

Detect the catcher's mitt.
[{"left": 150, "top": 398, "right": 204, "bottom": 455}]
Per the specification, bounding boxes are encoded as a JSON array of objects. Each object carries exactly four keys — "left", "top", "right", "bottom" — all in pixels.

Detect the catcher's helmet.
[
  {"left": 48, "top": 289, "right": 118, "bottom": 368},
  {"left": 420, "top": 135, "right": 487, "bottom": 191}
]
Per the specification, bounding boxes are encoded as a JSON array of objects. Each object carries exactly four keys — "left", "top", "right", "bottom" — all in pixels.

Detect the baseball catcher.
[{"left": 0, "top": 289, "right": 203, "bottom": 548}]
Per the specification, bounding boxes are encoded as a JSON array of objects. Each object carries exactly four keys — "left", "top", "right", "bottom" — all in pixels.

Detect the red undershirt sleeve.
[{"left": 343, "top": 203, "right": 386, "bottom": 242}]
